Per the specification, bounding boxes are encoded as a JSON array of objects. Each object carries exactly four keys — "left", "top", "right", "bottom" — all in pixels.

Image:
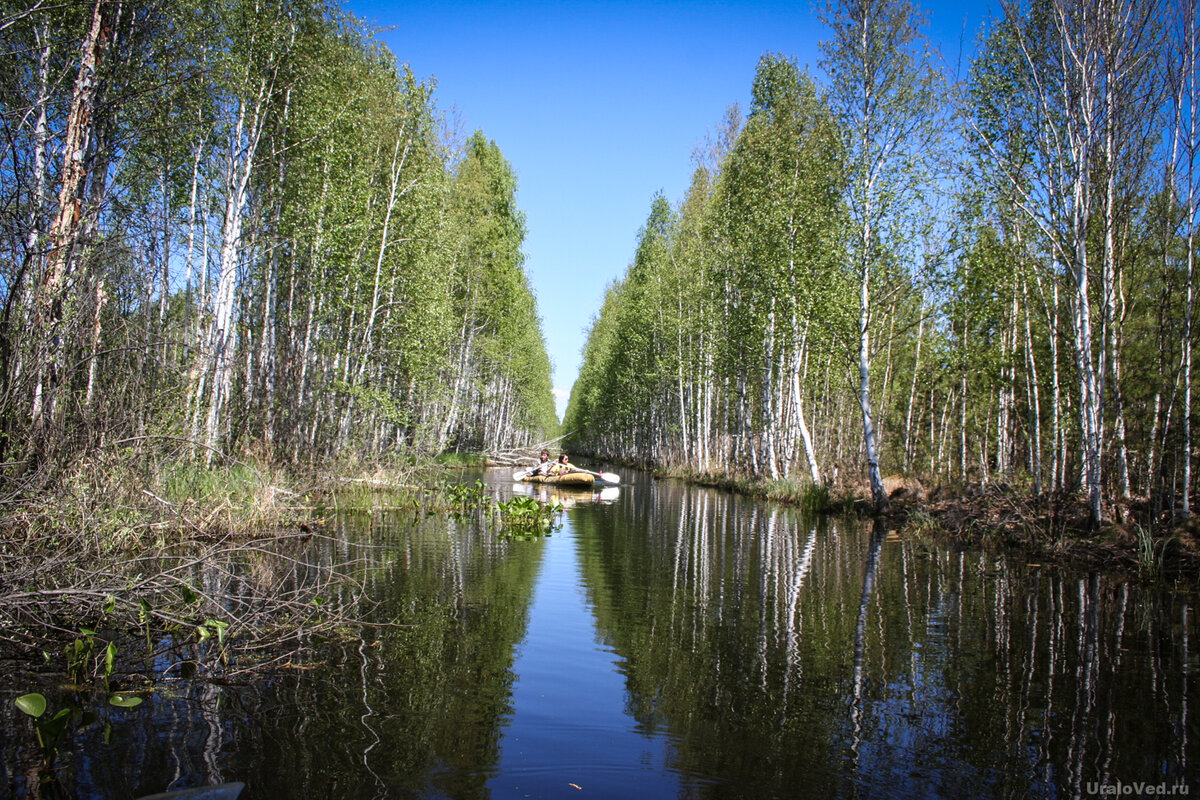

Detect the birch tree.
[
  {"left": 972, "top": 0, "right": 1169, "bottom": 526},
  {"left": 820, "top": 0, "right": 943, "bottom": 512},
  {"left": 709, "top": 54, "right": 845, "bottom": 482},
  {"left": 1168, "top": 0, "right": 1200, "bottom": 517},
  {"left": 0, "top": 0, "right": 559, "bottom": 484}
]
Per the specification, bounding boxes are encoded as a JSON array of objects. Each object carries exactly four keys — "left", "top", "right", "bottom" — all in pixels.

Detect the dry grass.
[{"left": 0, "top": 449, "right": 431, "bottom": 685}]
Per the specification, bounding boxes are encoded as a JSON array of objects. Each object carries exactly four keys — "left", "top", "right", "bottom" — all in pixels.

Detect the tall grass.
[
  {"left": 901, "top": 508, "right": 945, "bottom": 546},
  {"left": 1135, "top": 525, "right": 1177, "bottom": 579},
  {"left": 158, "top": 459, "right": 271, "bottom": 507},
  {"left": 26, "top": 451, "right": 315, "bottom": 552},
  {"left": 433, "top": 452, "right": 487, "bottom": 468}
]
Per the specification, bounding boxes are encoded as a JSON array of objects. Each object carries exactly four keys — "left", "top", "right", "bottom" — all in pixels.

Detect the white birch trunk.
[
  {"left": 1023, "top": 280, "right": 1043, "bottom": 494},
  {"left": 1183, "top": 1, "right": 1199, "bottom": 516},
  {"left": 204, "top": 77, "right": 270, "bottom": 460},
  {"left": 903, "top": 301, "right": 924, "bottom": 473},
  {"left": 792, "top": 338, "right": 822, "bottom": 485},
  {"left": 858, "top": 249, "right": 887, "bottom": 509},
  {"left": 764, "top": 301, "right": 779, "bottom": 479}
]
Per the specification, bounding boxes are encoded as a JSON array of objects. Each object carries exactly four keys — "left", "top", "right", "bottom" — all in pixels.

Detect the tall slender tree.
[{"left": 819, "top": 0, "right": 943, "bottom": 512}]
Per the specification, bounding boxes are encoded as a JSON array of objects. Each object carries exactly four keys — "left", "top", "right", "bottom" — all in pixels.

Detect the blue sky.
[{"left": 345, "top": 0, "right": 992, "bottom": 421}]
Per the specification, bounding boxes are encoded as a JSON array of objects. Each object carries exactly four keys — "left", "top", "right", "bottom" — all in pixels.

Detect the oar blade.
[{"left": 599, "top": 472, "right": 620, "bottom": 484}]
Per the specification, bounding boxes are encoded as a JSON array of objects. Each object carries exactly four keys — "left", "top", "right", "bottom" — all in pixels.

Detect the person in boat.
[
  {"left": 528, "top": 450, "right": 553, "bottom": 477},
  {"left": 549, "top": 453, "right": 577, "bottom": 476}
]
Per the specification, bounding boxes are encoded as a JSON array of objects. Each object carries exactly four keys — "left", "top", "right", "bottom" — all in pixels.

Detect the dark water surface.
[{"left": 3, "top": 470, "right": 1197, "bottom": 799}]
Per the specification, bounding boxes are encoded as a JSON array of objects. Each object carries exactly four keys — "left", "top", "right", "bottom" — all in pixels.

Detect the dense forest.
[
  {"left": 565, "top": 0, "right": 1200, "bottom": 528},
  {"left": 0, "top": 0, "right": 558, "bottom": 491},
  {"left": 5, "top": 0, "right": 1197, "bottom": 537}
]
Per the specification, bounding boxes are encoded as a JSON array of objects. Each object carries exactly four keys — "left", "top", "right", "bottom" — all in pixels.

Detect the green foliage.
[
  {"left": 495, "top": 495, "right": 562, "bottom": 539},
  {"left": 0, "top": 0, "right": 557, "bottom": 485},
  {"left": 567, "top": 54, "right": 848, "bottom": 479},
  {"left": 434, "top": 452, "right": 488, "bottom": 467},
  {"left": 15, "top": 693, "right": 47, "bottom": 719},
  {"left": 196, "top": 618, "right": 230, "bottom": 667},
  {"left": 14, "top": 694, "right": 72, "bottom": 767},
  {"left": 439, "top": 479, "right": 491, "bottom": 515},
  {"left": 66, "top": 628, "right": 98, "bottom": 685},
  {"left": 441, "top": 132, "right": 558, "bottom": 449},
  {"left": 1135, "top": 526, "right": 1177, "bottom": 579}
]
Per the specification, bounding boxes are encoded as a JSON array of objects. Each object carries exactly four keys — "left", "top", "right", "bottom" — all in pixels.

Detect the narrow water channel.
[
  {"left": 2, "top": 469, "right": 1197, "bottom": 799},
  {"left": 489, "top": 499, "right": 682, "bottom": 799}
]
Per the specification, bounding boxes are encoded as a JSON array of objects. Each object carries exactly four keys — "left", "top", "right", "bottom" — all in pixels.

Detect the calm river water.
[{"left": 3, "top": 469, "right": 1198, "bottom": 799}]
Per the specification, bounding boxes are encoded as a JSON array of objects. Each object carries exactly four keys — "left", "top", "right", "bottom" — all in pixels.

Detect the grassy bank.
[
  {"left": 0, "top": 449, "right": 488, "bottom": 693},
  {"left": 0, "top": 448, "right": 520, "bottom": 788},
  {"left": 647, "top": 463, "right": 1200, "bottom": 582},
  {"left": 0, "top": 446, "right": 561, "bottom": 671},
  {"left": 650, "top": 465, "right": 858, "bottom": 514}
]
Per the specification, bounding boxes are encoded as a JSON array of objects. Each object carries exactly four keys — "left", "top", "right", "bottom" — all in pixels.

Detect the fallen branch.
[{"left": 485, "top": 433, "right": 574, "bottom": 466}]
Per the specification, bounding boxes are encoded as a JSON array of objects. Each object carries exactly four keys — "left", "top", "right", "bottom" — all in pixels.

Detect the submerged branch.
[{"left": 0, "top": 525, "right": 376, "bottom": 673}]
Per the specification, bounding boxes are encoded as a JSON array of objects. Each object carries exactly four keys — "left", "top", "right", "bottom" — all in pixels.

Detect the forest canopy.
[
  {"left": 0, "top": 0, "right": 558, "bottom": 488},
  {"left": 564, "top": 0, "right": 1200, "bottom": 528}
]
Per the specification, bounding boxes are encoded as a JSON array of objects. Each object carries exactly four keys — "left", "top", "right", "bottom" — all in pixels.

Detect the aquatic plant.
[
  {"left": 901, "top": 508, "right": 945, "bottom": 550},
  {"left": 439, "top": 479, "right": 491, "bottom": 515},
  {"left": 495, "top": 495, "right": 562, "bottom": 538},
  {"left": 14, "top": 693, "right": 73, "bottom": 768},
  {"left": 1135, "top": 525, "right": 1177, "bottom": 578}
]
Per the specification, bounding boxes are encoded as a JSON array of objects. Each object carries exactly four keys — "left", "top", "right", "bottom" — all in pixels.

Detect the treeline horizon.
[
  {"left": 564, "top": 0, "right": 1200, "bottom": 528},
  {"left": 0, "top": 0, "right": 558, "bottom": 490}
]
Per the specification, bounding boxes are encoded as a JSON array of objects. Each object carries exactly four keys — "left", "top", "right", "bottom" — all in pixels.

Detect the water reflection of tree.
[
  {"left": 572, "top": 477, "right": 1197, "bottom": 798},
  {"left": 258, "top": 510, "right": 545, "bottom": 799},
  {"left": 849, "top": 520, "right": 885, "bottom": 767},
  {"left": 3, "top": 510, "right": 545, "bottom": 799}
]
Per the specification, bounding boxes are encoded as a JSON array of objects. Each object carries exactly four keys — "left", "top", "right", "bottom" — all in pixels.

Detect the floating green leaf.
[
  {"left": 15, "top": 693, "right": 46, "bottom": 718},
  {"left": 108, "top": 694, "right": 143, "bottom": 708}
]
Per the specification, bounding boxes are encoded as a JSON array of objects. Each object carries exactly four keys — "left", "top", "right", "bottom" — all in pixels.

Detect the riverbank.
[
  {"left": 886, "top": 483, "right": 1200, "bottom": 581},
  {"left": 5, "top": 449, "right": 1196, "bottom": 689},
  {"left": 0, "top": 452, "right": 478, "bottom": 688},
  {"left": 645, "top": 464, "right": 1200, "bottom": 582}
]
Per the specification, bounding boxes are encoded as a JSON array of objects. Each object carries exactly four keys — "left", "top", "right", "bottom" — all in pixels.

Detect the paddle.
[{"left": 512, "top": 469, "right": 531, "bottom": 481}]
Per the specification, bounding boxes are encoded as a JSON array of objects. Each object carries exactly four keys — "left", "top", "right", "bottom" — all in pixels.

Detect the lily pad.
[{"left": 109, "top": 694, "right": 144, "bottom": 708}]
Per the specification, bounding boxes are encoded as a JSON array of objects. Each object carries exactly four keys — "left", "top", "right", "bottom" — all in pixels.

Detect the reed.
[{"left": 1135, "top": 525, "right": 1177, "bottom": 579}]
